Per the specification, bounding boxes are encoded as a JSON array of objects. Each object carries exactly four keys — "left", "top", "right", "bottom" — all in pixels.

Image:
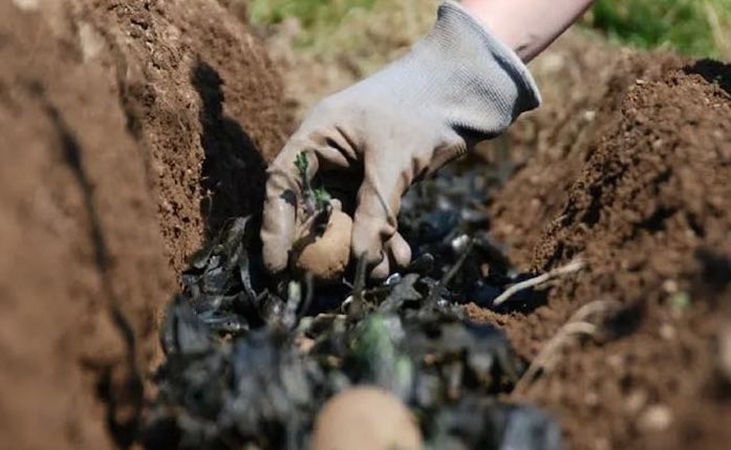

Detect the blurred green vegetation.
[
  {"left": 586, "top": 0, "right": 731, "bottom": 58},
  {"left": 250, "top": 0, "right": 373, "bottom": 26},
  {"left": 250, "top": 0, "right": 377, "bottom": 47},
  {"left": 249, "top": 0, "right": 440, "bottom": 77},
  {"left": 250, "top": 0, "right": 731, "bottom": 59}
]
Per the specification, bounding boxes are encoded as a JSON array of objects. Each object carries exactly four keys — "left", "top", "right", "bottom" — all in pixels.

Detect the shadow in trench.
[
  {"left": 684, "top": 59, "right": 731, "bottom": 96},
  {"left": 191, "top": 61, "right": 268, "bottom": 238}
]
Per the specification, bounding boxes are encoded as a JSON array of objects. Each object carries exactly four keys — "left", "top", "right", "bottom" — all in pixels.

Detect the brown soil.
[
  {"left": 474, "top": 56, "right": 731, "bottom": 449},
  {"left": 488, "top": 46, "right": 682, "bottom": 262},
  {"left": 0, "top": 1, "right": 286, "bottom": 449},
  {"left": 3, "top": 0, "right": 731, "bottom": 448}
]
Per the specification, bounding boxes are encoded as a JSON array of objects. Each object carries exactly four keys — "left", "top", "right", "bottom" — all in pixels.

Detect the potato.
[
  {"left": 311, "top": 386, "right": 423, "bottom": 450},
  {"left": 293, "top": 208, "right": 352, "bottom": 282}
]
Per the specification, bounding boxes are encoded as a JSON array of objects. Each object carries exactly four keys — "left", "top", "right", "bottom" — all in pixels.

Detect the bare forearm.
[{"left": 461, "top": 0, "right": 595, "bottom": 62}]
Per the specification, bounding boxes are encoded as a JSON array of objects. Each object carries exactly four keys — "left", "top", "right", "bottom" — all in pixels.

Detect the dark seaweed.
[{"left": 143, "top": 160, "right": 561, "bottom": 450}]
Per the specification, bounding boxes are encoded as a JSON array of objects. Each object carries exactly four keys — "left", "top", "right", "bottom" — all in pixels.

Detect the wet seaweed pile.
[{"left": 143, "top": 161, "right": 561, "bottom": 450}]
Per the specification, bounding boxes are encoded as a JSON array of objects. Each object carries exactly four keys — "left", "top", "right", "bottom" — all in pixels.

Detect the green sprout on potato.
[{"left": 296, "top": 151, "right": 332, "bottom": 228}]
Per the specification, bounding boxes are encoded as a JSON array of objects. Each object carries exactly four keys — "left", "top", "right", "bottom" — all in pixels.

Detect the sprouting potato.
[
  {"left": 311, "top": 386, "right": 423, "bottom": 450},
  {"left": 291, "top": 151, "right": 353, "bottom": 282},
  {"left": 293, "top": 204, "right": 352, "bottom": 282}
]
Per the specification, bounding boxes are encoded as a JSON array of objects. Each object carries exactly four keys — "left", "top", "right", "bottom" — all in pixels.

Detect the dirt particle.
[
  {"left": 624, "top": 390, "right": 649, "bottom": 415},
  {"left": 12, "top": 0, "right": 39, "bottom": 11},
  {"left": 719, "top": 326, "right": 731, "bottom": 382},
  {"left": 659, "top": 324, "right": 677, "bottom": 341},
  {"left": 638, "top": 405, "right": 673, "bottom": 433},
  {"left": 77, "top": 22, "right": 104, "bottom": 62}
]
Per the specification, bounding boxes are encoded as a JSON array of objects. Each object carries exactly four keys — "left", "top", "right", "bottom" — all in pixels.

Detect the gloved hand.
[{"left": 261, "top": 0, "right": 541, "bottom": 278}]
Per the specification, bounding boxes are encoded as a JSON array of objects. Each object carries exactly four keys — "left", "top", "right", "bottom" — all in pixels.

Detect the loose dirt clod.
[
  {"left": 311, "top": 386, "right": 423, "bottom": 450},
  {"left": 719, "top": 326, "right": 731, "bottom": 382}
]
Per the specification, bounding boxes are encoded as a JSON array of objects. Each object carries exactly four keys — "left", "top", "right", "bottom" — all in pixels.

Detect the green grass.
[
  {"left": 250, "top": 0, "right": 377, "bottom": 48},
  {"left": 250, "top": 0, "right": 731, "bottom": 60},
  {"left": 250, "top": 0, "right": 374, "bottom": 27},
  {"left": 250, "top": 0, "right": 439, "bottom": 77},
  {"left": 586, "top": 0, "right": 731, "bottom": 58}
]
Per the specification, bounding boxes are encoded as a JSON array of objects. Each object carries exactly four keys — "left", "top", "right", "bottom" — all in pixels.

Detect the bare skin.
[{"left": 461, "top": 0, "right": 596, "bottom": 62}]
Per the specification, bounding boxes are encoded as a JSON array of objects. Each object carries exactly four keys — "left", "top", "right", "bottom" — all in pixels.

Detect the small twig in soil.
[
  {"left": 513, "top": 299, "right": 622, "bottom": 394},
  {"left": 426, "top": 239, "right": 475, "bottom": 307},
  {"left": 492, "top": 259, "right": 586, "bottom": 307},
  {"left": 298, "top": 273, "right": 314, "bottom": 320},
  {"left": 282, "top": 280, "right": 303, "bottom": 330},
  {"left": 344, "top": 253, "right": 369, "bottom": 320}
]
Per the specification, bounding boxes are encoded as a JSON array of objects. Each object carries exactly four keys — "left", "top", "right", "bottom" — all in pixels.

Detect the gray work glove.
[{"left": 261, "top": 0, "right": 541, "bottom": 278}]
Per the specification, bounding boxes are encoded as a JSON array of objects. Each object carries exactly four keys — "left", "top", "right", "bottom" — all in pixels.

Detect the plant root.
[
  {"left": 492, "top": 259, "right": 587, "bottom": 307},
  {"left": 513, "top": 299, "right": 622, "bottom": 395}
]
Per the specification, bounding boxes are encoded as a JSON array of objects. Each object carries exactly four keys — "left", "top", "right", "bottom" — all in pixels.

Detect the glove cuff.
[
  {"left": 413, "top": 0, "right": 542, "bottom": 137},
  {"left": 440, "top": 0, "right": 541, "bottom": 108}
]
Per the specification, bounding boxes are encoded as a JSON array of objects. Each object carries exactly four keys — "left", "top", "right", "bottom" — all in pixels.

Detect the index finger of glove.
[
  {"left": 260, "top": 140, "right": 319, "bottom": 274},
  {"left": 351, "top": 155, "right": 409, "bottom": 268}
]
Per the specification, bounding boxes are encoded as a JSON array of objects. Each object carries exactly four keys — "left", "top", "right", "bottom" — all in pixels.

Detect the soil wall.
[
  {"left": 484, "top": 55, "right": 731, "bottom": 449},
  {"left": 0, "top": 1, "right": 287, "bottom": 448}
]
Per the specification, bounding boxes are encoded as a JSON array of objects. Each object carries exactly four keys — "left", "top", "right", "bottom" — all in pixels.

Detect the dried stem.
[
  {"left": 426, "top": 239, "right": 475, "bottom": 307},
  {"left": 492, "top": 259, "right": 586, "bottom": 306},
  {"left": 345, "top": 253, "right": 369, "bottom": 321},
  {"left": 513, "top": 299, "right": 622, "bottom": 394}
]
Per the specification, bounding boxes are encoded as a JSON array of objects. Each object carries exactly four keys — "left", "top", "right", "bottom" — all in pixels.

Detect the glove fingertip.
[
  {"left": 370, "top": 257, "right": 390, "bottom": 280},
  {"left": 261, "top": 195, "right": 295, "bottom": 275},
  {"left": 388, "top": 232, "right": 412, "bottom": 269},
  {"left": 260, "top": 228, "right": 290, "bottom": 274},
  {"left": 351, "top": 218, "right": 387, "bottom": 267}
]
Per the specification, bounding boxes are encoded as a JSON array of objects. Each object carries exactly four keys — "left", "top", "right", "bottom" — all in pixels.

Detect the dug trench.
[{"left": 1, "top": 2, "right": 730, "bottom": 450}]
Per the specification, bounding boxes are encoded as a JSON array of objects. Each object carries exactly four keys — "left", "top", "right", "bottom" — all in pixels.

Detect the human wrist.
[
  {"left": 460, "top": 0, "right": 524, "bottom": 59},
  {"left": 418, "top": 1, "right": 541, "bottom": 123},
  {"left": 460, "top": 0, "right": 595, "bottom": 62}
]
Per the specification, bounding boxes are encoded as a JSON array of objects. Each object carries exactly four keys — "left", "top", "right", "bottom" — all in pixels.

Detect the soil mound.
[
  {"left": 490, "top": 52, "right": 684, "bottom": 266},
  {"left": 484, "top": 57, "right": 731, "bottom": 449},
  {"left": 0, "top": 1, "right": 286, "bottom": 449}
]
